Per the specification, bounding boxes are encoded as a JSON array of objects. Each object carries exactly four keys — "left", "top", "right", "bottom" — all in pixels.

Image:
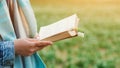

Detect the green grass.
[{"left": 32, "top": 1, "right": 120, "bottom": 68}]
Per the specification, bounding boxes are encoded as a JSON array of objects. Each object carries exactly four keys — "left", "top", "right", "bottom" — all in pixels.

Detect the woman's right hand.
[{"left": 14, "top": 38, "right": 52, "bottom": 56}]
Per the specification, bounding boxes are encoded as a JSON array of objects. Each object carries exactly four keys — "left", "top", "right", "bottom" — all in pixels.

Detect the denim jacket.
[{"left": 0, "top": 41, "right": 14, "bottom": 67}]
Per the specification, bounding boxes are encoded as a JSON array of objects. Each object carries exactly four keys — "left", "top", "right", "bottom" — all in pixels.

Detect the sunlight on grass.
[{"left": 31, "top": 0, "right": 120, "bottom": 68}]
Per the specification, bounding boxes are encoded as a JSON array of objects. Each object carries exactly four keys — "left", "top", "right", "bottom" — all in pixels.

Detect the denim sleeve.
[{"left": 0, "top": 41, "right": 15, "bottom": 66}]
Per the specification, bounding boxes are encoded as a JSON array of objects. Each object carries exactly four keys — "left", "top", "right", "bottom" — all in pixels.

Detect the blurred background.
[{"left": 31, "top": 0, "right": 120, "bottom": 68}]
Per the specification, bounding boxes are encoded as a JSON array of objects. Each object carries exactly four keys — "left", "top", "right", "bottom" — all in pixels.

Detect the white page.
[{"left": 39, "top": 14, "right": 78, "bottom": 40}]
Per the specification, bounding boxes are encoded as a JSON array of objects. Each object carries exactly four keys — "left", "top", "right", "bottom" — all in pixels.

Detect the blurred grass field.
[{"left": 31, "top": 0, "right": 120, "bottom": 68}]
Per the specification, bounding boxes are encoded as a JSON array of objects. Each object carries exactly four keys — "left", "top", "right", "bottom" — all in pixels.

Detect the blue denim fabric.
[{"left": 0, "top": 41, "right": 14, "bottom": 67}]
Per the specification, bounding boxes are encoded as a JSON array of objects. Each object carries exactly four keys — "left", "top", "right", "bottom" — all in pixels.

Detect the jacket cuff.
[{"left": 0, "top": 41, "right": 15, "bottom": 66}]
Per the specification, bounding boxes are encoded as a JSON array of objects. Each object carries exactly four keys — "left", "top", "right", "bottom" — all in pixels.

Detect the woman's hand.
[{"left": 14, "top": 38, "right": 52, "bottom": 56}]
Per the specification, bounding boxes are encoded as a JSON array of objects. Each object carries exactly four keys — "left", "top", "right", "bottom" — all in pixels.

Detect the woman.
[{"left": 0, "top": 0, "right": 52, "bottom": 68}]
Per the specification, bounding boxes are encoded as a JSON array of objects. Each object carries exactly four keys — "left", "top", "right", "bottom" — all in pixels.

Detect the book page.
[{"left": 39, "top": 14, "right": 78, "bottom": 40}]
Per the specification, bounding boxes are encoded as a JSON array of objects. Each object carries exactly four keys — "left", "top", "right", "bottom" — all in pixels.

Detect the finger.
[
  {"left": 35, "top": 45, "right": 47, "bottom": 51},
  {"left": 35, "top": 41, "right": 53, "bottom": 47},
  {"left": 35, "top": 47, "right": 44, "bottom": 51},
  {"left": 27, "top": 38, "right": 39, "bottom": 42},
  {"left": 34, "top": 33, "right": 40, "bottom": 39}
]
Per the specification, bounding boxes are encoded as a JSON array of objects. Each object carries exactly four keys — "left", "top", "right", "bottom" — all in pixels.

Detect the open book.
[{"left": 39, "top": 14, "right": 84, "bottom": 42}]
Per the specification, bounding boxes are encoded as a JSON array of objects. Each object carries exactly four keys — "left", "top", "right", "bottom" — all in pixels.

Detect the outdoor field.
[{"left": 31, "top": 0, "right": 120, "bottom": 68}]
